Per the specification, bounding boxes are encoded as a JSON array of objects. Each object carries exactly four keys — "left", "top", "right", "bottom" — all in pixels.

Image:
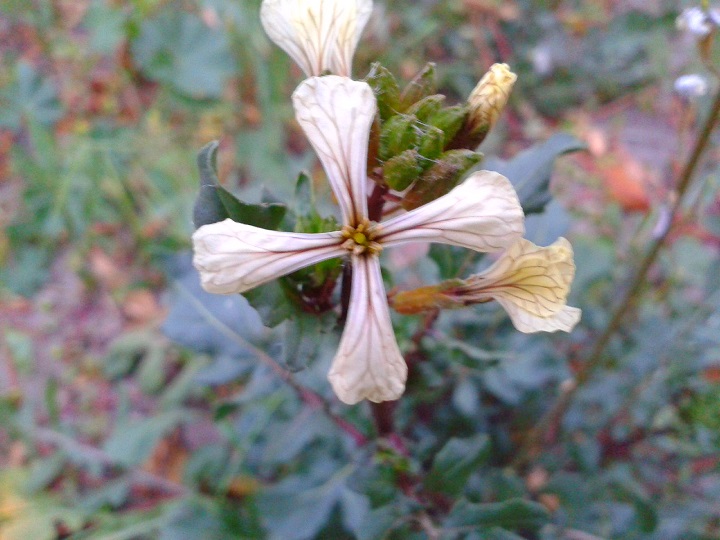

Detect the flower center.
[{"left": 341, "top": 220, "right": 383, "bottom": 256}]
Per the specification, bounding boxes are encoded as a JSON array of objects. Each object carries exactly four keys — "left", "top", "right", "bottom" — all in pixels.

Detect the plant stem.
[{"left": 514, "top": 87, "right": 720, "bottom": 468}]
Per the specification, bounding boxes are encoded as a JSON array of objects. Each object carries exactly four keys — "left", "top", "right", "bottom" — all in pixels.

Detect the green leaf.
[
  {"left": 294, "top": 171, "right": 313, "bottom": 216},
  {"left": 103, "top": 411, "right": 186, "bottom": 467},
  {"left": 356, "top": 505, "right": 401, "bottom": 540},
  {"left": 242, "top": 280, "right": 295, "bottom": 328},
  {"left": 258, "top": 473, "right": 348, "bottom": 540},
  {"left": 607, "top": 476, "right": 658, "bottom": 533},
  {"left": 0, "top": 61, "right": 63, "bottom": 129},
  {"left": 131, "top": 10, "right": 235, "bottom": 99},
  {"left": 160, "top": 498, "right": 263, "bottom": 540},
  {"left": 424, "top": 434, "right": 491, "bottom": 496},
  {"left": 276, "top": 312, "right": 333, "bottom": 372},
  {"left": 193, "top": 141, "right": 286, "bottom": 229},
  {"left": 445, "top": 498, "right": 551, "bottom": 532},
  {"left": 484, "top": 134, "right": 585, "bottom": 215},
  {"left": 83, "top": 0, "right": 127, "bottom": 54},
  {"left": 428, "top": 244, "right": 473, "bottom": 280},
  {"left": 162, "top": 254, "right": 268, "bottom": 360}
]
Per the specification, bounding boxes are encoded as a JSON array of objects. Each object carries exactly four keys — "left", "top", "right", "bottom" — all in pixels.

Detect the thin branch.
[{"left": 514, "top": 86, "right": 720, "bottom": 468}]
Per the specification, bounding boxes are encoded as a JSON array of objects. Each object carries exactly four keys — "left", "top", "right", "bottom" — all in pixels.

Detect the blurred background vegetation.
[{"left": 1, "top": 0, "right": 720, "bottom": 538}]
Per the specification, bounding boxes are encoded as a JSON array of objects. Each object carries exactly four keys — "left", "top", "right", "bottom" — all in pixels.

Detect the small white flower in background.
[
  {"left": 530, "top": 46, "right": 554, "bottom": 77},
  {"left": 677, "top": 7, "right": 715, "bottom": 37},
  {"left": 674, "top": 73, "right": 710, "bottom": 99},
  {"left": 709, "top": 8, "right": 720, "bottom": 26},
  {"left": 193, "top": 76, "right": 526, "bottom": 404},
  {"left": 392, "top": 238, "right": 581, "bottom": 333},
  {"left": 260, "top": 0, "right": 373, "bottom": 77}
]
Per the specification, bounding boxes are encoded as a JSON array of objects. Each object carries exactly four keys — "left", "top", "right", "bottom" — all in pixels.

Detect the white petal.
[
  {"left": 261, "top": 0, "right": 373, "bottom": 77},
  {"left": 192, "top": 219, "right": 345, "bottom": 294},
  {"left": 378, "top": 170, "right": 524, "bottom": 252},
  {"left": 293, "top": 76, "right": 376, "bottom": 225},
  {"left": 327, "top": 0, "right": 373, "bottom": 77},
  {"left": 498, "top": 302, "right": 581, "bottom": 333},
  {"left": 328, "top": 255, "right": 407, "bottom": 404},
  {"left": 474, "top": 237, "right": 581, "bottom": 333}
]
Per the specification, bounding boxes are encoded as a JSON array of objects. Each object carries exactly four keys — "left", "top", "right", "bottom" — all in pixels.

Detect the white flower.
[
  {"left": 458, "top": 238, "right": 581, "bottom": 333},
  {"left": 193, "top": 76, "right": 525, "bottom": 404},
  {"left": 391, "top": 238, "right": 581, "bottom": 334},
  {"left": 674, "top": 74, "right": 709, "bottom": 99},
  {"left": 260, "top": 0, "right": 373, "bottom": 77},
  {"left": 677, "top": 7, "right": 715, "bottom": 37}
]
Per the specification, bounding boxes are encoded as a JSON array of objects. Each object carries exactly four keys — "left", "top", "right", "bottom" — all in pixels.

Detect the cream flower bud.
[
  {"left": 467, "top": 63, "right": 517, "bottom": 137},
  {"left": 260, "top": 0, "right": 373, "bottom": 77}
]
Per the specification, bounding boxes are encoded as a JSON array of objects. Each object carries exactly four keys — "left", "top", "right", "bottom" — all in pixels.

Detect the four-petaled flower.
[
  {"left": 192, "top": 76, "right": 525, "bottom": 404},
  {"left": 261, "top": 0, "right": 373, "bottom": 77}
]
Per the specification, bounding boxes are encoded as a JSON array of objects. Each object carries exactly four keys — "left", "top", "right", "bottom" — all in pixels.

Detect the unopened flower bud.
[
  {"left": 401, "top": 149, "right": 483, "bottom": 210},
  {"left": 674, "top": 74, "right": 709, "bottom": 99},
  {"left": 467, "top": 63, "right": 517, "bottom": 139}
]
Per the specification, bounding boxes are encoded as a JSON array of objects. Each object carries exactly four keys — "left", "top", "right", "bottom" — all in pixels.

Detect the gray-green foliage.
[{"left": 3, "top": 2, "right": 720, "bottom": 540}]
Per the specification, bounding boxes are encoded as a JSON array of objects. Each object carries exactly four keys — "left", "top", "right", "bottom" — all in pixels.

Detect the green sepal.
[
  {"left": 383, "top": 149, "right": 424, "bottom": 191},
  {"left": 429, "top": 104, "right": 468, "bottom": 147},
  {"left": 405, "top": 94, "right": 445, "bottom": 123},
  {"left": 402, "top": 149, "right": 482, "bottom": 211},
  {"left": 193, "top": 141, "right": 286, "bottom": 230},
  {"left": 417, "top": 125, "right": 445, "bottom": 161},
  {"left": 379, "top": 114, "right": 418, "bottom": 161},
  {"left": 399, "top": 63, "right": 437, "bottom": 110},
  {"left": 365, "top": 63, "right": 401, "bottom": 121}
]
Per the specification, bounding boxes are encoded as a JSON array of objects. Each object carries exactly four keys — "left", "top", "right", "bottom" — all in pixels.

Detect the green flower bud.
[
  {"left": 379, "top": 114, "right": 418, "bottom": 161},
  {"left": 401, "top": 150, "right": 482, "bottom": 210},
  {"left": 383, "top": 149, "right": 424, "bottom": 191},
  {"left": 405, "top": 94, "right": 445, "bottom": 123},
  {"left": 399, "top": 63, "right": 436, "bottom": 110},
  {"left": 417, "top": 125, "right": 445, "bottom": 161},
  {"left": 429, "top": 105, "right": 468, "bottom": 146},
  {"left": 365, "top": 63, "right": 401, "bottom": 121}
]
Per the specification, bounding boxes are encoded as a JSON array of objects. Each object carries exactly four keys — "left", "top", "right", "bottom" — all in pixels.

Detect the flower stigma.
[{"left": 341, "top": 220, "right": 383, "bottom": 255}]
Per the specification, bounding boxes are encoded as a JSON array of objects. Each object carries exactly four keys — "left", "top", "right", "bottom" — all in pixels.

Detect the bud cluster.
[{"left": 366, "top": 61, "right": 517, "bottom": 212}]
